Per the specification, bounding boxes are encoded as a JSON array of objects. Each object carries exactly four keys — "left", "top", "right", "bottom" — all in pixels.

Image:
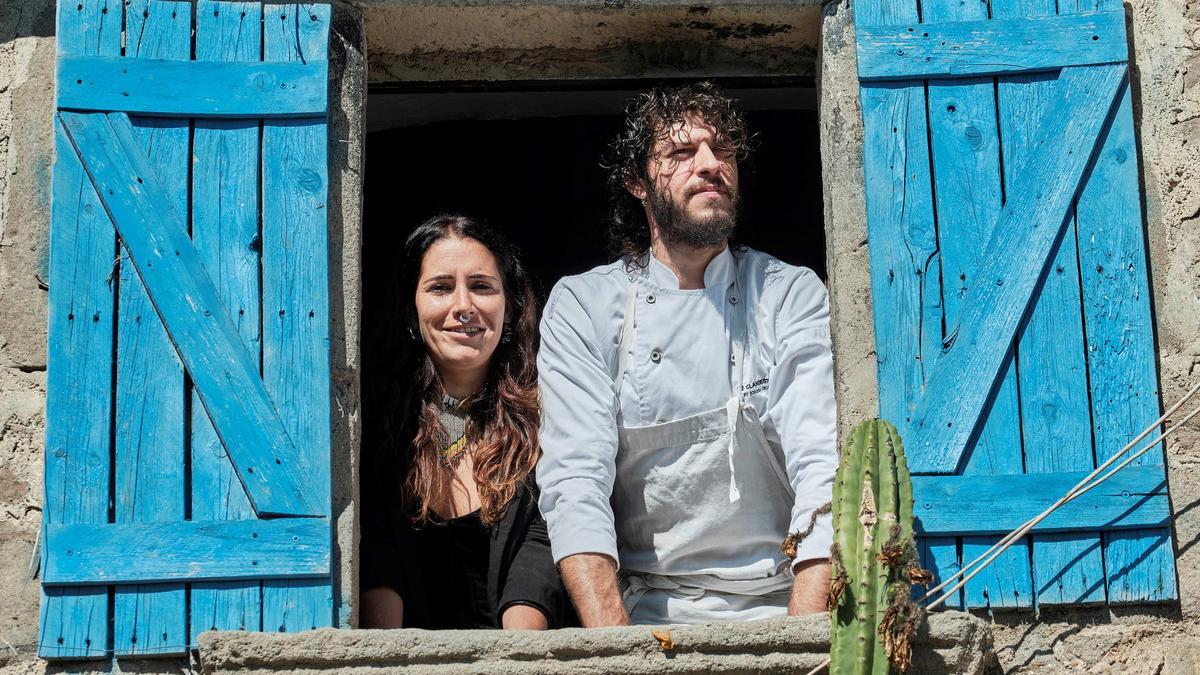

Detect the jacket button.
[
  {"left": 646, "top": 294, "right": 656, "bottom": 304},
  {"left": 729, "top": 295, "right": 738, "bottom": 304},
  {"left": 650, "top": 349, "right": 662, "bottom": 363}
]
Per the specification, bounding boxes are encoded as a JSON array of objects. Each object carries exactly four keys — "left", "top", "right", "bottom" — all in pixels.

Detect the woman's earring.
[
  {"left": 501, "top": 323, "right": 512, "bottom": 344},
  {"left": 407, "top": 324, "right": 418, "bottom": 341}
]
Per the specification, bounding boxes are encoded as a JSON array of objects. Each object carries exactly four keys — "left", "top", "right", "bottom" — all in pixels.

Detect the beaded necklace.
[{"left": 438, "top": 394, "right": 470, "bottom": 468}]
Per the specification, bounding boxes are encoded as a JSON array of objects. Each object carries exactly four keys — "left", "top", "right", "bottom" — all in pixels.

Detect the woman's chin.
[{"left": 433, "top": 345, "right": 496, "bottom": 373}]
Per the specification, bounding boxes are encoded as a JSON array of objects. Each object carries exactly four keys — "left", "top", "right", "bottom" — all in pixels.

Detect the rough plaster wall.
[
  {"left": 1135, "top": 0, "right": 1200, "bottom": 622},
  {"left": 818, "top": 0, "right": 1200, "bottom": 670},
  {"left": 0, "top": 0, "right": 54, "bottom": 371},
  {"left": 817, "top": 0, "right": 874, "bottom": 444},
  {"left": 196, "top": 613, "right": 994, "bottom": 674},
  {"left": 0, "top": 0, "right": 54, "bottom": 670},
  {"left": 328, "top": 0, "right": 367, "bottom": 633},
  {"left": 358, "top": 0, "right": 821, "bottom": 83}
]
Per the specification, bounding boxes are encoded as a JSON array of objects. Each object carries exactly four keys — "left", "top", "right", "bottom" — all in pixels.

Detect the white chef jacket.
[{"left": 536, "top": 246, "right": 837, "bottom": 583}]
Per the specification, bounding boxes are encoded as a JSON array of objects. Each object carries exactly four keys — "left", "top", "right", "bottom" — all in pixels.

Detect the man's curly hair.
[{"left": 601, "top": 81, "right": 754, "bottom": 261}]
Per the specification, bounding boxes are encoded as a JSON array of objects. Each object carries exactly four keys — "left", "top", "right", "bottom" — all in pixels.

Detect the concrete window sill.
[{"left": 198, "top": 611, "right": 994, "bottom": 674}]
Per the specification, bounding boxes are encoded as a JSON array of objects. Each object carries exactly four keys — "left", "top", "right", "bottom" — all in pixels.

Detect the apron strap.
[
  {"left": 726, "top": 263, "right": 749, "bottom": 503},
  {"left": 610, "top": 251, "right": 752, "bottom": 503}
]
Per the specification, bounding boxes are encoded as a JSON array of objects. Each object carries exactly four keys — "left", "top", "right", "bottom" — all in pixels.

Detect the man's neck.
[{"left": 649, "top": 236, "right": 727, "bottom": 290}]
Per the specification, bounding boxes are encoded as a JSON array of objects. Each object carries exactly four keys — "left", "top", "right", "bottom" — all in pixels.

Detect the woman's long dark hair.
[{"left": 395, "top": 214, "right": 541, "bottom": 527}]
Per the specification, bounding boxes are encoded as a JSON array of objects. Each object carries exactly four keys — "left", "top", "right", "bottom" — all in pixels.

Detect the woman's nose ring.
[{"left": 456, "top": 311, "right": 474, "bottom": 324}]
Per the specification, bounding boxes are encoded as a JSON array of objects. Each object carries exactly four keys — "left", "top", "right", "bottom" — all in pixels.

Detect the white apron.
[{"left": 611, "top": 256, "right": 796, "bottom": 624}]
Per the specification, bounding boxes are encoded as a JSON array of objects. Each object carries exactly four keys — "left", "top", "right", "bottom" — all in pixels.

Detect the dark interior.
[{"left": 359, "top": 85, "right": 827, "bottom": 530}]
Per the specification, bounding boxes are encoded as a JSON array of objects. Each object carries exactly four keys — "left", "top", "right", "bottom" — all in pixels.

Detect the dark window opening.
[{"left": 359, "top": 82, "right": 826, "bottom": 620}]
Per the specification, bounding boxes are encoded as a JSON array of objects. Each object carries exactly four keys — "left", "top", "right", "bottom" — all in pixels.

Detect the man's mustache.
[{"left": 686, "top": 181, "right": 731, "bottom": 198}]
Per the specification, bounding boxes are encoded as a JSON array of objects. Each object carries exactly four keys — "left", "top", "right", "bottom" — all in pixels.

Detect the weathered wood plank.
[
  {"left": 39, "top": 0, "right": 120, "bottom": 658},
  {"left": 261, "top": 3, "right": 335, "bottom": 632},
  {"left": 1077, "top": 0, "right": 1176, "bottom": 604},
  {"left": 57, "top": 55, "right": 328, "bottom": 118},
  {"left": 861, "top": 83, "right": 942, "bottom": 442},
  {"left": 857, "top": 11, "right": 1127, "bottom": 80},
  {"left": 924, "top": 0, "right": 1032, "bottom": 611},
  {"left": 918, "top": 538, "right": 962, "bottom": 610},
  {"left": 190, "top": 0, "right": 266, "bottom": 643},
  {"left": 57, "top": 110, "right": 320, "bottom": 518},
  {"left": 44, "top": 519, "right": 331, "bottom": 584},
  {"left": 905, "top": 63, "right": 1127, "bottom": 475},
  {"left": 912, "top": 465, "right": 1169, "bottom": 535},
  {"left": 858, "top": 53, "right": 939, "bottom": 442},
  {"left": 42, "top": 125, "right": 114, "bottom": 661},
  {"left": 1105, "top": 529, "right": 1176, "bottom": 602},
  {"left": 857, "top": 0, "right": 957, "bottom": 610},
  {"left": 112, "top": 0, "right": 191, "bottom": 656},
  {"left": 992, "top": 0, "right": 1108, "bottom": 607}
]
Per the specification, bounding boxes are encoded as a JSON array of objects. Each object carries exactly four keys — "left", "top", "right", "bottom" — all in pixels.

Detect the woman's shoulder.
[
  {"left": 489, "top": 470, "right": 542, "bottom": 528},
  {"left": 504, "top": 474, "right": 542, "bottom": 518}
]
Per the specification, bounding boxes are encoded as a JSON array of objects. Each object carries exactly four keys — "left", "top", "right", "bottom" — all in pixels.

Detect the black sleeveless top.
[{"left": 405, "top": 510, "right": 494, "bottom": 629}]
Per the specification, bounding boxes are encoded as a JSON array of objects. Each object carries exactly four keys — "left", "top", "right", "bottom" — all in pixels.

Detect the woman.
[{"left": 360, "top": 214, "right": 565, "bottom": 630}]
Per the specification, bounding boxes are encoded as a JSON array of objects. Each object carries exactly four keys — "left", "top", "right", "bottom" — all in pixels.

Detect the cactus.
[{"left": 829, "top": 419, "right": 931, "bottom": 674}]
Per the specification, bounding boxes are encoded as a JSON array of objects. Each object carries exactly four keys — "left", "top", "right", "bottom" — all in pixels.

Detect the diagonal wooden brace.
[
  {"left": 906, "top": 63, "right": 1128, "bottom": 474},
  {"left": 57, "top": 110, "right": 322, "bottom": 517}
]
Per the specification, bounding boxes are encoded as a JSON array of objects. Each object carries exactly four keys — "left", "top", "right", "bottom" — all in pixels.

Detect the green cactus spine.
[{"left": 829, "top": 419, "right": 929, "bottom": 674}]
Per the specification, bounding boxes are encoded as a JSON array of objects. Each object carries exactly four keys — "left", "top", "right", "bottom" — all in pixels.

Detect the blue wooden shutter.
[
  {"left": 856, "top": 1, "right": 1176, "bottom": 609},
  {"left": 41, "top": 0, "right": 333, "bottom": 658}
]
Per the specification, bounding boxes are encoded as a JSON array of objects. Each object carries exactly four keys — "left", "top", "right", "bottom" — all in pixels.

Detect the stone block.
[
  {"left": 1165, "top": 636, "right": 1200, "bottom": 675},
  {"left": 0, "top": 0, "right": 55, "bottom": 368},
  {"left": 198, "top": 612, "right": 994, "bottom": 674}
]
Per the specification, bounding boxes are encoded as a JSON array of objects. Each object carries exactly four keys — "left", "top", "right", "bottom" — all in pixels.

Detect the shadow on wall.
[
  {"left": 988, "top": 603, "right": 1182, "bottom": 671},
  {"left": 0, "top": 0, "right": 55, "bottom": 39}
]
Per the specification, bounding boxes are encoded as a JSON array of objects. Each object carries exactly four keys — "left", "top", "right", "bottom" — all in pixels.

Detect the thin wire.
[
  {"left": 924, "top": 399, "right": 1200, "bottom": 610},
  {"left": 26, "top": 527, "right": 39, "bottom": 580},
  {"left": 807, "top": 383, "right": 1200, "bottom": 675},
  {"left": 917, "top": 380, "right": 1200, "bottom": 603},
  {"left": 1077, "top": 403, "right": 1200, "bottom": 494}
]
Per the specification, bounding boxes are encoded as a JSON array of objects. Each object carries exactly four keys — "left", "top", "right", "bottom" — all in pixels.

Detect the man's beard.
[{"left": 649, "top": 186, "right": 739, "bottom": 248}]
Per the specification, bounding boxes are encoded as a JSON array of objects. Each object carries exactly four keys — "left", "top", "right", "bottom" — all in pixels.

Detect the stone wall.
[
  {"left": 328, "top": 0, "right": 367, "bottom": 631},
  {"left": 818, "top": 0, "right": 1200, "bottom": 670},
  {"left": 358, "top": 0, "right": 822, "bottom": 83},
  {"left": 0, "top": 0, "right": 1197, "bottom": 671},
  {"left": 0, "top": 0, "right": 55, "bottom": 670},
  {"left": 196, "top": 613, "right": 994, "bottom": 674}
]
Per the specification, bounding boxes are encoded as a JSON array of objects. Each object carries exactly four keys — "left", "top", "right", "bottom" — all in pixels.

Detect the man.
[{"left": 536, "top": 82, "right": 837, "bottom": 626}]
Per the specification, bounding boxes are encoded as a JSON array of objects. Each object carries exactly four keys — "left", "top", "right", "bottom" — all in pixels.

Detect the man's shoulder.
[
  {"left": 737, "top": 246, "right": 823, "bottom": 292},
  {"left": 544, "top": 259, "right": 631, "bottom": 316},
  {"left": 739, "top": 248, "right": 831, "bottom": 339}
]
